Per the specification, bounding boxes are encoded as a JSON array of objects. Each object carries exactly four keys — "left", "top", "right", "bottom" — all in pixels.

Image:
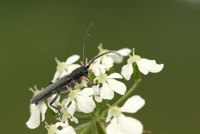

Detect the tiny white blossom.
[
  {"left": 90, "top": 58, "right": 109, "bottom": 76},
  {"left": 92, "top": 85, "right": 103, "bottom": 102},
  {"left": 60, "top": 99, "right": 78, "bottom": 124},
  {"left": 26, "top": 86, "right": 47, "bottom": 129},
  {"left": 65, "top": 88, "right": 96, "bottom": 115},
  {"left": 98, "top": 43, "right": 131, "bottom": 64},
  {"left": 106, "top": 95, "right": 145, "bottom": 134},
  {"left": 91, "top": 44, "right": 131, "bottom": 76},
  {"left": 83, "top": 85, "right": 103, "bottom": 103},
  {"left": 52, "top": 55, "right": 80, "bottom": 82},
  {"left": 121, "top": 48, "right": 164, "bottom": 80},
  {"left": 45, "top": 122, "right": 76, "bottom": 134},
  {"left": 95, "top": 72, "right": 126, "bottom": 100}
]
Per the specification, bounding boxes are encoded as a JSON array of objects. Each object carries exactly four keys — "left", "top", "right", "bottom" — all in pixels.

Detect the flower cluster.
[{"left": 26, "top": 44, "right": 164, "bottom": 134}]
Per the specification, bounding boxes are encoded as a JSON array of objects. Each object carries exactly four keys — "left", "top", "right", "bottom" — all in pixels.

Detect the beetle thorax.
[{"left": 70, "top": 66, "right": 88, "bottom": 80}]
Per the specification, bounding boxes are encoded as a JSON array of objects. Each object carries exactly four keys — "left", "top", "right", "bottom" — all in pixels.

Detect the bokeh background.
[{"left": 0, "top": 0, "right": 199, "bottom": 134}]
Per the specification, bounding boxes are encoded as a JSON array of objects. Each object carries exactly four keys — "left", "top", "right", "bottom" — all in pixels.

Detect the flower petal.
[
  {"left": 70, "top": 116, "right": 78, "bottom": 124},
  {"left": 93, "top": 85, "right": 100, "bottom": 95},
  {"left": 100, "top": 83, "right": 114, "bottom": 100},
  {"left": 121, "top": 63, "right": 133, "bottom": 80},
  {"left": 66, "top": 55, "right": 80, "bottom": 65},
  {"left": 106, "top": 110, "right": 112, "bottom": 122},
  {"left": 67, "top": 64, "right": 81, "bottom": 73},
  {"left": 68, "top": 100, "right": 76, "bottom": 116},
  {"left": 38, "top": 102, "right": 47, "bottom": 121},
  {"left": 77, "top": 96, "right": 96, "bottom": 113},
  {"left": 136, "top": 58, "right": 156, "bottom": 75},
  {"left": 121, "top": 95, "right": 145, "bottom": 113},
  {"left": 109, "top": 48, "right": 131, "bottom": 63},
  {"left": 26, "top": 104, "right": 41, "bottom": 129},
  {"left": 64, "top": 98, "right": 71, "bottom": 108},
  {"left": 150, "top": 63, "right": 164, "bottom": 73},
  {"left": 117, "top": 48, "right": 131, "bottom": 56},
  {"left": 107, "top": 79, "right": 126, "bottom": 95},
  {"left": 102, "top": 56, "right": 114, "bottom": 69},
  {"left": 108, "top": 73, "right": 123, "bottom": 79},
  {"left": 60, "top": 71, "right": 68, "bottom": 78},
  {"left": 109, "top": 54, "right": 123, "bottom": 64},
  {"left": 52, "top": 71, "right": 60, "bottom": 83},
  {"left": 106, "top": 117, "right": 120, "bottom": 134},
  {"left": 79, "top": 88, "right": 94, "bottom": 96},
  {"left": 57, "top": 126, "right": 76, "bottom": 134},
  {"left": 118, "top": 114, "right": 143, "bottom": 134},
  {"left": 91, "top": 63, "right": 106, "bottom": 76},
  {"left": 94, "top": 96, "right": 102, "bottom": 103}
]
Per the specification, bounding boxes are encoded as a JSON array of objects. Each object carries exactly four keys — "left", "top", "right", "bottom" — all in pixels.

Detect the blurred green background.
[{"left": 0, "top": 0, "right": 199, "bottom": 134}]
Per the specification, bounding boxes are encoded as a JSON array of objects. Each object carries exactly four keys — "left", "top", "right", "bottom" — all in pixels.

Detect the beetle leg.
[
  {"left": 50, "top": 91, "right": 62, "bottom": 118},
  {"left": 81, "top": 77, "right": 99, "bottom": 86}
]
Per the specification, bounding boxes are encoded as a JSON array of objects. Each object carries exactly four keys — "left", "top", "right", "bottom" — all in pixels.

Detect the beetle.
[{"left": 30, "top": 24, "right": 120, "bottom": 115}]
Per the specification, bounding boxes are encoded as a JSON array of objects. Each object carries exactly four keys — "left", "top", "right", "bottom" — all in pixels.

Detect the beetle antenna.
[
  {"left": 83, "top": 23, "right": 94, "bottom": 66},
  {"left": 86, "top": 51, "right": 121, "bottom": 69}
]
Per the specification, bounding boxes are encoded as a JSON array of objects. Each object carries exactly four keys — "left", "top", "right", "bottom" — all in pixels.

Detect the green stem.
[
  {"left": 92, "top": 124, "right": 98, "bottom": 134},
  {"left": 74, "top": 114, "right": 91, "bottom": 120},
  {"left": 95, "top": 121, "right": 106, "bottom": 134},
  {"left": 98, "top": 99, "right": 108, "bottom": 115},
  {"left": 80, "top": 121, "right": 95, "bottom": 134},
  {"left": 102, "top": 79, "right": 142, "bottom": 116}
]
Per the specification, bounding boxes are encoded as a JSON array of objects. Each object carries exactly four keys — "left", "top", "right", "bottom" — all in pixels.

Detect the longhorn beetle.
[{"left": 30, "top": 23, "right": 120, "bottom": 115}]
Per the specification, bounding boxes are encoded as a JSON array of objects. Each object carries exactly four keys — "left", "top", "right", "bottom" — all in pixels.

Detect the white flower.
[
  {"left": 60, "top": 99, "right": 78, "bottom": 124},
  {"left": 106, "top": 95, "right": 145, "bottom": 134},
  {"left": 91, "top": 44, "right": 131, "bottom": 76},
  {"left": 92, "top": 85, "right": 103, "bottom": 102},
  {"left": 26, "top": 86, "right": 47, "bottom": 129},
  {"left": 52, "top": 55, "right": 80, "bottom": 83},
  {"left": 64, "top": 88, "right": 96, "bottom": 115},
  {"left": 98, "top": 43, "right": 131, "bottom": 64},
  {"left": 95, "top": 72, "right": 126, "bottom": 100},
  {"left": 84, "top": 85, "right": 103, "bottom": 103},
  {"left": 121, "top": 48, "right": 164, "bottom": 80},
  {"left": 90, "top": 58, "right": 109, "bottom": 76},
  {"left": 45, "top": 122, "right": 76, "bottom": 134}
]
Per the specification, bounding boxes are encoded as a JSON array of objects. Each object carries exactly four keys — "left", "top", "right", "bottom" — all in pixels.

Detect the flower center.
[
  {"left": 98, "top": 72, "right": 108, "bottom": 84},
  {"left": 57, "top": 62, "right": 68, "bottom": 71},
  {"left": 62, "top": 111, "right": 70, "bottom": 122},
  {"left": 110, "top": 106, "right": 121, "bottom": 117},
  {"left": 127, "top": 55, "right": 141, "bottom": 64},
  {"left": 45, "top": 123, "right": 57, "bottom": 134},
  {"left": 69, "top": 90, "right": 79, "bottom": 100},
  {"left": 127, "top": 48, "right": 141, "bottom": 64}
]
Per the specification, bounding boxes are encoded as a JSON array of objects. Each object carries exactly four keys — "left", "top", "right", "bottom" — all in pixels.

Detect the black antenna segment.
[{"left": 83, "top": 23, "right": 94, "bottom": 66}]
